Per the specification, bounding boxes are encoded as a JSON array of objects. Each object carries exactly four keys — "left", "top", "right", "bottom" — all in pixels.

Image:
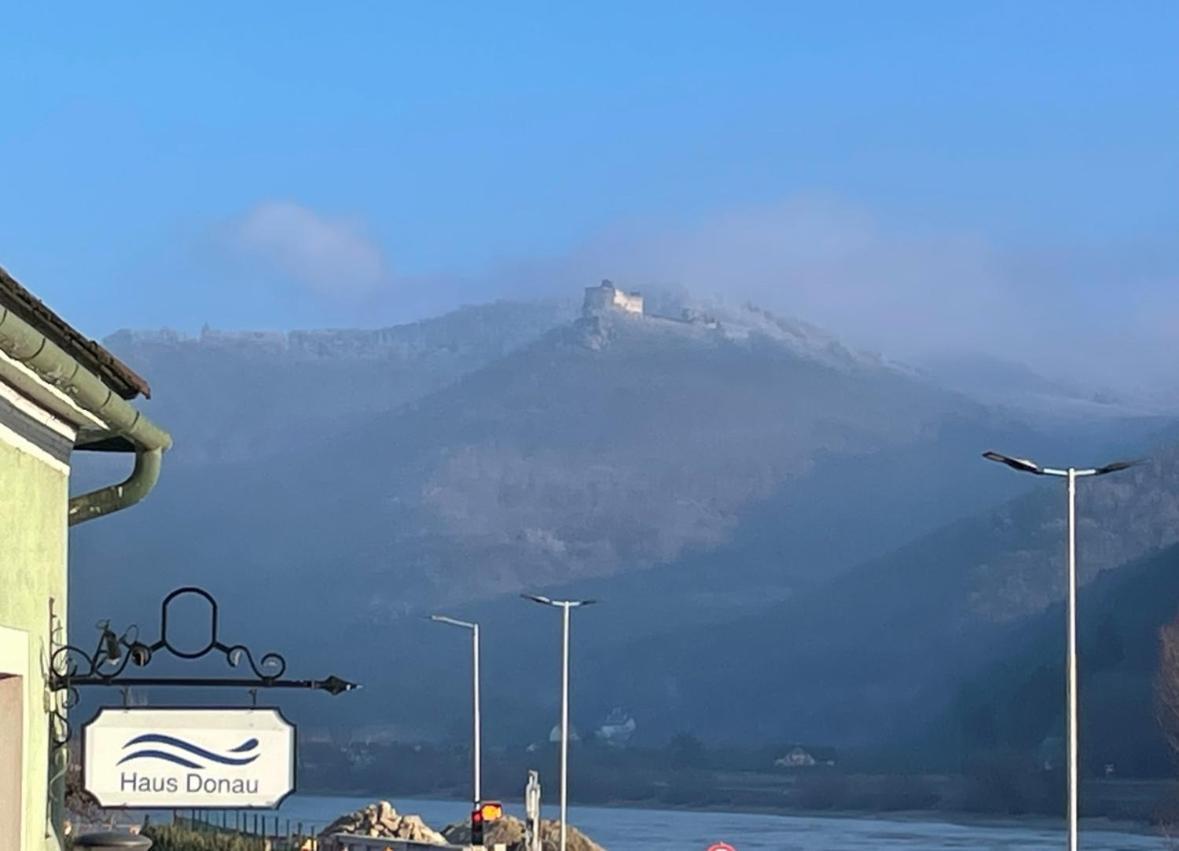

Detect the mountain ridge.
[{"left": 69, "top": 293, "right": 1179, "bottom": 752}]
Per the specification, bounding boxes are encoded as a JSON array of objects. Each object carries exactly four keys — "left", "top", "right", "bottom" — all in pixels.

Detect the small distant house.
[
  {"left": 583, "top": 280, "right": 644, "bottom": 316},
  {"left": 774, "top": 745, "right": 836, "bottom": 768},
  {"left": 0, "top": 265, "right": 172, "bottom": 850},
  {"left": 594, "top": 708, "right": 636, "bottom": 747},
  {"left": 549, "top": 724, "right": 581, "bottom": 744}
]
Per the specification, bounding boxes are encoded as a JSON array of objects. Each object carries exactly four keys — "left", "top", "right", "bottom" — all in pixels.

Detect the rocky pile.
[
  {"left": 319, "top": 800, "right": 447, "bottom": 846},
  {"left": 442, "top": 814, "right": 604, "bottom": 851}
]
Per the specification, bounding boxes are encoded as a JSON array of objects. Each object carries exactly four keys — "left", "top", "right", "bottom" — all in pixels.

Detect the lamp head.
[
  {"left": 982, "top": 451, "right": 1043, "bottom": 475},
  {"left": 1094, "top": 459, "right": 1141, "bottom": 476}
]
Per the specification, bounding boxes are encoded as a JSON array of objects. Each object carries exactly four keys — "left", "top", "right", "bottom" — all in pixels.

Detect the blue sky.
[{"left": 1, "top": 3, "right": 1176, "bottom": 381}]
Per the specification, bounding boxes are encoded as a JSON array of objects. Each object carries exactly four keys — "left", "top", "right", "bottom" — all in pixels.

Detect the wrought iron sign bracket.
[{"left": 50, "top": 586, "right": 358, "bottom": 746}]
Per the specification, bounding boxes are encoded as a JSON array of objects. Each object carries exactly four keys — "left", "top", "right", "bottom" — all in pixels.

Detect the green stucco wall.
[{"left": 0, "top": 436, "right": 69, "bottom": 851}]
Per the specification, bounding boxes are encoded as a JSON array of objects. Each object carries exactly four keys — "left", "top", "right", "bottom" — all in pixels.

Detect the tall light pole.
[
  {"left": 522, "top": 594, "right": 596, "bottom": 851},
  {"left": 429, "top": 615, "right": 482, "bottom": 809},
  {"left": 982, "top": 451, "right": 1136, "bottom": 851}
]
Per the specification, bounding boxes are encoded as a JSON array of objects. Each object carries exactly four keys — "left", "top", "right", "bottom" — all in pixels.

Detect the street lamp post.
[
  {"left": 522, "top": 594, "right": 596, "bottom": 851},
  {"left": 982, "top": 451, "right": 1136, "bottom": 851},
  {"left": 428, "top": 615, "right": 482, "bottom": 809}
]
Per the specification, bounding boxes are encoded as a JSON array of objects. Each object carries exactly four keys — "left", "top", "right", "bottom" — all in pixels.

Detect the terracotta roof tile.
[{"left": 0, "top": 265, "right": 151, "bottom": 399}]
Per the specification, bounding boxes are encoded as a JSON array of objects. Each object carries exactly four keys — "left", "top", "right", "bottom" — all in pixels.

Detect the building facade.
[{"left": 0, "top": 267, "right": 171, "bottom": 851}]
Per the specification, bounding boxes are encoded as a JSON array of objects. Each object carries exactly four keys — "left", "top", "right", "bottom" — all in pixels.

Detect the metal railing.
[
  {"left": 174, "top": 810, "right": 323, "bottom": 849},
  {"left": 172, "top": 814, "right": 494, "bottom": 851}
]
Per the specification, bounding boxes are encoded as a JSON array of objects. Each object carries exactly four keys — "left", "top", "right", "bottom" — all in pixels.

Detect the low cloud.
[
  {"left": 482, "top": 197, "right": 1179, "bottom": 391},
  {"left": 216, "top": 195, "right": 1178, "bottom": 397},
  {"left": 230, "top": 201, "right": 389, "bottom": 297},
  {"left": 569, "top": 198, "right": 1010, "bottom": 357},
  {"left": 482, "top": 197, "right": 1017, "bottom": 357}
]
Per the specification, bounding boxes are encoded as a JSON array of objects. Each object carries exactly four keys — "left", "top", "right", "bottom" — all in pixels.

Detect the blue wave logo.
[{"left": 118, "top": 734, "right": 260, "bottom": 770}]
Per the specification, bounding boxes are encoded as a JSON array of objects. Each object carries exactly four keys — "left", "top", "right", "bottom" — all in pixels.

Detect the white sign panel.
[{"left": 83, "top": 707, "right": 295, "bottom": 808}]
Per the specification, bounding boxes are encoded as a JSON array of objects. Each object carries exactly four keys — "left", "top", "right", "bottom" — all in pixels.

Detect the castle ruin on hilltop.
[
  {"left": 583, "top": 279, "right": 644, "bottom": 316},
  {"left": 581, "top": 279, "right": 720, "bottom": 330}
]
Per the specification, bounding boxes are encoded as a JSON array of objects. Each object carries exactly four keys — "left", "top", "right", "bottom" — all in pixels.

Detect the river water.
[{"left": 252, "top": 793, "right": 1170, "bottom": 850}]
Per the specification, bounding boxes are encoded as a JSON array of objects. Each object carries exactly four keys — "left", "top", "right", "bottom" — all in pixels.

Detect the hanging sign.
[{"left": 83, "top": 707, "right": 295, "bottom": 808}]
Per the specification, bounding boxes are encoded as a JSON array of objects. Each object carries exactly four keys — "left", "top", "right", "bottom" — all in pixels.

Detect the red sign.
[{"left": 708, "top": 844, "right": 736, "bottom": 851}]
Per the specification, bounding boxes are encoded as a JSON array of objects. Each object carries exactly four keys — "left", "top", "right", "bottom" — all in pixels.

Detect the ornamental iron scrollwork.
[{"left": 49, "top": 586, "right": 357, "bottom": 746}]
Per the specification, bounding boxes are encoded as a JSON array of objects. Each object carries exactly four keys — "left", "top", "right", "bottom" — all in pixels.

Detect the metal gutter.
[{"left": 0, "top": 304, "right": 172, "bottom": 525}]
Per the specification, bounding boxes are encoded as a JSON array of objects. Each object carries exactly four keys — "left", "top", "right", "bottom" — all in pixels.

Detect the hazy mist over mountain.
[{"left": 68, "top": 292, "right": 1179, "bottom": 752}]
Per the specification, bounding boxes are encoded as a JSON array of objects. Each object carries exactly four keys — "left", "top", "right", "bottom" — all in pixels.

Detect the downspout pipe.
[
  {"left": 67, "top": 447, "right": 163, "bottom": 526},
  {"left": 0, "top": 305, "right": 172, "bottom": 525}
]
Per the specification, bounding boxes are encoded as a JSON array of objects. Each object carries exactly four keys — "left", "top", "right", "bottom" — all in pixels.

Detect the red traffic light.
[
  {"left": 477, "top": 801, "right": 504, "bottom": 822},
  {"left": 472, "top": 799, "right": 503, "bottom": 845}
]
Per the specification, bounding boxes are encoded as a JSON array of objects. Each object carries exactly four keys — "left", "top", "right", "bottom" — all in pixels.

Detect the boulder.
[
  {"left": 319, "top": 800, "right": 447, "bottom": 846},
  {"left": 442, "top": 814, "right": 604, "bottom": 851}
]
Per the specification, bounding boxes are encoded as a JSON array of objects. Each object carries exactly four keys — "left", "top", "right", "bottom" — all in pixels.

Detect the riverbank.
[
  {"left": 69, "top": 792, "right": 1175, "bottom": 850},
  {"left": 390, "top": 792, "right": 1171, "bottom": 838},
  {"left": 302, "top": 770, "right": 1178, "bottom": 830}
]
